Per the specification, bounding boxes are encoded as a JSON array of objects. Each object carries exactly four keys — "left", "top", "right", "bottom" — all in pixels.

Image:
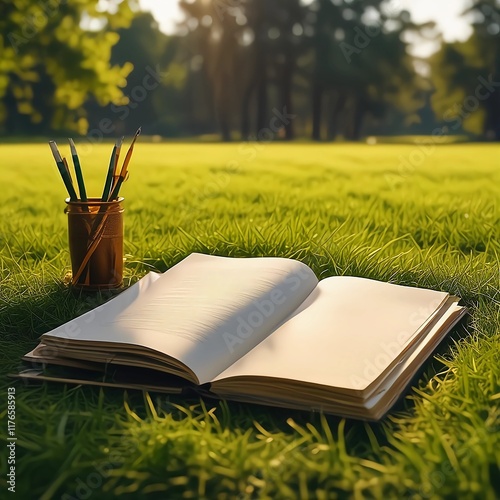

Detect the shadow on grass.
[{"left": 0, "top": 282, "right": 126, "bottom": 375}]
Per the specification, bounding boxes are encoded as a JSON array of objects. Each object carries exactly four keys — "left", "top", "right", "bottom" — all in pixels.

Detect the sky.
[{"left": 138, "top": 0, "right": 473, "bottom": 58}]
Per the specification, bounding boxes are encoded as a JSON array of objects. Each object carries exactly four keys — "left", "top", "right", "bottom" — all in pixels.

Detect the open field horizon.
[{"left": 1, "top": 143, "right": 499, "bottom": 498}]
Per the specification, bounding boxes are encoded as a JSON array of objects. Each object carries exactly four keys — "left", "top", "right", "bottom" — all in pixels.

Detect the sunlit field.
[{"left": 1, "top": 142, "right": 499, "bottom": 498}]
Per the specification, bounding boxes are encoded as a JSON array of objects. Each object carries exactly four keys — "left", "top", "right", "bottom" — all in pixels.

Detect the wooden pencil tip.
[
  {"left": 68, "top": 138, "right": 77, "bottom": 156},
  {"left": 49, "top": 141, "right": 62, "bottom": 162}
]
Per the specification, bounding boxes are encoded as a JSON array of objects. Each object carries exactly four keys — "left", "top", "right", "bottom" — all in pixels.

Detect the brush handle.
[
  {"left": 102, "top": 146, "right": 117, "bottom": 201},
  {"left": 72, "top": 154, "right": 87, "bottom": 202},
  {"left": 108, "top": 177, "right": 124, "bottom": 201},
  {"left": 57, "top": 161, "right": 78, "bottom": 201}
]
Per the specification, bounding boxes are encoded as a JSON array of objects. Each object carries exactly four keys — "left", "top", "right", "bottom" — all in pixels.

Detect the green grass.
[{"left": 0, "top": 142, "right": 499, "bottom": 499}]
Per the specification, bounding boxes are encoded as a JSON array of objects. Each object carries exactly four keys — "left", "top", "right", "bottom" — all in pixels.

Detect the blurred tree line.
[
  {"left": 0, "top": 0, "right": 499, "bottom": 140},
  {"left": 431, "top": 0, "right": 500, "bottom": 140}
]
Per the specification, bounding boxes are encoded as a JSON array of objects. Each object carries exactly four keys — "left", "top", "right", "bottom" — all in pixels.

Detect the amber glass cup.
[{"left": 66, "top": 197, "right": 124, "bottom": 290}]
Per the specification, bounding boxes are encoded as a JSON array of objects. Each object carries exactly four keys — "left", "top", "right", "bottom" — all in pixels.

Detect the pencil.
[
  {"left": 62, "top": 157, "right": 73, "bottom": 184},
  {"left": 101, "top": 138, "right": 121, "bottom": 201},
  {"left": 108, "top": 127, "right": 141, "bottom": 201},
  {"left": 69, "top": 138, "right": 87, "bottom": 202},
  {"left": 49, "top": 141, "right": 78, "bottom": 201},
  {"left": 112, "top": 136, "right": 124, "bottom": 189}
]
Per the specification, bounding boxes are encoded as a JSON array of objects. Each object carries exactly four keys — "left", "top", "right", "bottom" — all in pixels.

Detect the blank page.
[
  {"left": 213, "top": 276, "right": 449, "bottom": 390},
  {"left": 42, "top": 254, "right": 318, "bottom": 384}
]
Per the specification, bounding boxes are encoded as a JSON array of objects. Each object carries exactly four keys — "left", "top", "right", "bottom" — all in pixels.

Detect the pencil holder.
[{"left": 65, "top": 197, "right": 124, "bottom": 291}]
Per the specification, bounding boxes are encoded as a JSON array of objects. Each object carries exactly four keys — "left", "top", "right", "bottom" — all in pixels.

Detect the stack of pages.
[{"left": 19, "top": 253, "right": 466, "bottom": 420}]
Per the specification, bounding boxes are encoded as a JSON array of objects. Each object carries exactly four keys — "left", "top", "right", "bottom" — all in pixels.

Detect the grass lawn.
[{"left": 0, "top": 142, "right": 499, "bottom": 499}]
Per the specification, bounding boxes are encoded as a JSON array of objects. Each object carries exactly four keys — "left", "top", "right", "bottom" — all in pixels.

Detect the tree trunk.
[
  {"left": 256, "top": 72, "right": 267, "bottom": 134},
  {"left": 493, "top": 48, "right": 500, "bottom": 140},
  {"left": 240, "top": 87, "right": 252, "bottom": 141},
  {"left": 352, "top": 111, "right": 365, "bottom": 141},
  {"left": 312, "top": 81, "right": 323, "bottom": 141},
  {"left": 219, "top": 117, "right": 231, "bottom": 141},
  {"left": 281, "top": 58, "right": 295, "bottom": 140},
  {"left": 240, "top": 54, "right": 256, "bottom": 140},
  {"left": 327, "top": 91, "right": 346, "bottom": 141},
  {"left": 349, "top": 97, "right": 366, "bottom": 141},
  {"left": 489, "top": 97, "right": 500, "bottom": 141},
  {"left": 253, "top": 0, "right": 268, "bottom": 135},
  {"left": 484, "top": 74, "right": 500, "bottom": 141}
]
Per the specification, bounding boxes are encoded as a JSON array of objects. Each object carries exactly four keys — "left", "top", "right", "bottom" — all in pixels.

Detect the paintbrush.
[
  {"left": 112, "top": 136, "right": 124, "bottom": 189},
  {"left": 101, "top": 137, "right": 122, "bottom": 202},
  {"left": 49, "top": 141, "right": 78, "bottom": 201},
  {"left": 69, "top": 138, "right": 88, "bottom": 202}
]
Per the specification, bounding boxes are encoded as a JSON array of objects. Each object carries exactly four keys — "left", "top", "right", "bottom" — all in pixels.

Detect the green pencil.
[
  {"left": 49, "top": 141, "right": 78, "bottom": 201},
  {"left": 69, "top": 138, "right": 87, "bottom": 202},
  {"left": 101, "top": 137, "right": 122, "bottom": 201},
  {"left": 62, "top": 157, "right": 73, "bottom": 184}
]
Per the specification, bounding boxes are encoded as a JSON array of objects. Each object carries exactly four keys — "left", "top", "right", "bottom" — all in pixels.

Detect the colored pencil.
[
  {"left": 112, "top": 136, "right": 124, "bottom": 189},
  {"left": 101, "top": 137, "right": 122, "bottom": 201},
  {"left": 62, "top": 157, "right": 73, "bottom": 183},
  {"left": 49, "top": 141, "right": 78, "bottom": 201},
  {"left": 108, "top": 127, "right": 141, "bottom": 201},
  {"left": 69, "top": 138, "right": 87, "bottom": 202}
]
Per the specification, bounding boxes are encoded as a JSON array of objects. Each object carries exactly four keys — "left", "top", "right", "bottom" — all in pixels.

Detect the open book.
[{"left": 19, "top": 253, "right": 466, "bottom": 420}]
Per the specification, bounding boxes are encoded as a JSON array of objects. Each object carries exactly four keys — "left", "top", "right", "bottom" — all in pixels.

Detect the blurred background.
[{"left": 0, "top": 0, "right": 499, "bottom": 141}]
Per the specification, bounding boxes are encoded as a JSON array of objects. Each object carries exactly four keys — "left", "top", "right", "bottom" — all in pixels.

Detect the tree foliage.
[
  {"left": 93, "top": 12, "right": 185, "bottom": 137},
  {"left": 1, "top": 0, "right": 498, "bottom": 140},
  {"left": 430, "top": 0, "right": 500, "bottom": 139},
  {"left": 0, "top": 0, "right": 136, "bottom": 134},
  {"left": 177, "top": 0, "right": 424, "bottom": 140}
]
